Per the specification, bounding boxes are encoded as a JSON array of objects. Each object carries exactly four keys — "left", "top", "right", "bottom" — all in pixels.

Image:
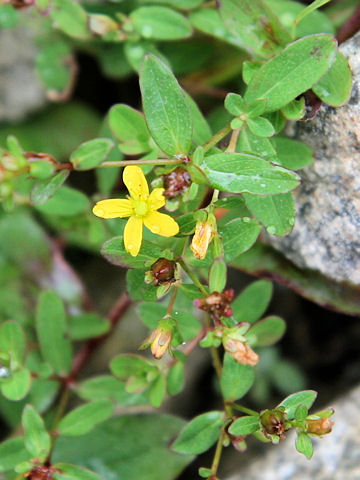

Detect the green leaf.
[
  {"left": 36, "top": 42, "right": 72, "bottom": 93},
  {"left": 228, "top": 415, "right": 260, "bottom": 436},
  {"left": 244, "top": 34, "right": 337, "bottom": 112},
  {"left": 172, "top": 411, "right": 224, "bottom": 454},
  {"left": 246, "top": 315, "right": 286, "bottom": 347},
  {"left": 140, "top": 54, "right": 192, "bottom": 155},
  {"left": 220, "top": 353, "right": 255, "bottom": 401},
  {"left": 218, "top": 0, "right": 291, "bottom": 57},
  {"left": 199, "top": 467, "right": 212, "bottom": 478},
  {"left": 237, "top": 127, "right": 277, "bottom": 162},
  {"left": 190, "top": 8, "right": 244, "bottom": 48},
  {"left": 0, "top": 320, "right": 26, "bottom": 368},
  {"left": 296, "top": 432, "right": 314, "bottom": 459},
  {"left": 295, "top": 404, "right": 309, "bottom": 421},
  {"left": 70, "top": 138, "right": 114, "bottom": 171},
  {"left": 101, "top": 236, "right": 165, "bottom": 269},
  {"left": 57, "top": 400, "right": 114, "bottom": 437},
  {"left": 0, "top": 213, "right": 50, "bottom": 268},
  {"left": 225, "top": 93, "right": 245, "bottom": 115},
  {"left": 68, "top": 313, "right": 110, "bottom": 340},
  {"left": 54, "top": 463, "right": 102, "bottom": 480},
  {"left": 266, "top": 0, "right": 335, "bottom": 38},
  {"left": 209, "top": 257, "right": 227, "bottom": 292},
  {"left": 126, "top": 269, "right": 157, "bottom": 302},
  {"left": 137, "top": 302, "right": 201, "bottom": 341},
  {"left": 109, "top": 104, "right": 151, "bottom": 155},
  {"left": 294, "top": 0, "right": 331, "bottom": 26},
  {"left": 278, "top": 390, "right": 317, "bottom": 419},
  {"left": 220, "top": 218, "right": 261, "bottom": 262},
  {"left": 35, "top": 186, "right": 89, "bottom": 217},
  {"left": 1, "top": 368, "right": 32, "bottom": 401},
  {"left": 125, "top": 40, "right": 169, "bottom": 73},
  {"left": 0, "top": 4, "right": 19, "bottom": 28},
  {"left": 142, "top": 0, "right": 203, "bottom": 9},
  {"left": 110, "top": 354, "right": 153, "bottom": 381},
  {"left": 35, "top": 290, "right": 72, "bottom": 376},
  {"left": 232, "top": 280, "right": 273, "bottom": 324},
  {"left": 243, "top": 192, "right": 295, "bottom": 236},
  {"left": 185, "top": 93, "right": 212, "bottom": 145},
  {"left": 76, "top": 375, "right": 149, "bottom": 406},
  {"left": 52, "top": 414, "right": 193, "bottom": 480},
  {"left": 281, "top": 97, "right": 306, "bottom": 120},
  {"left": 203, "top": 153, "right": 300, "bottom": 194},
  {"left": 22, "top": 404, "right": 51, "bottom": 461},
  {"left": 272, "top": 136, "right": 314, "bottom": 170},
  {"left": 130, "top": 6, "right": 192, "bottom": 40},
  {"left": 149, "top": 373, "right": 166, "bottom": 407},
  {"left": 51, "top": 0, "right": 90, "bottom": 39},
  {"left": 31, "top": 171, "right": 70, "bottom": 206},
  {"left": 312, "top": 51, "right": 352, "bottom": 107},
  {"left": 0, "top": 437, "right": 31, "bottom": 472},
  {"left": 247, "top": 117, "right": 275, "bottom": 137},
  {"left": 167, "top": 362, "right": 185, "bottom": 396}
]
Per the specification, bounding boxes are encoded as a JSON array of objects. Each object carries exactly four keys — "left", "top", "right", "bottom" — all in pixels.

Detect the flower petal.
[
  {"left": 144, "top": 211, "right": 179, "bottom": 237},
  {"left": 123, "top": 166, "right": 149, "bottom": 200},
  {"left": 148, "top": 188, "right": 166, "bottom": 211},
  {"left": 124, "top": 215, "right": 143, "bottom": 257},
  {"left": 93, "top": 199, "right": 133, "bottom": 218}
]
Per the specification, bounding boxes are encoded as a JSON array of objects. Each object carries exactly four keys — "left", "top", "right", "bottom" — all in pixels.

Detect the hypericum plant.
[{"left": 0, "top": 0, "right": 355, "bottom": 478}]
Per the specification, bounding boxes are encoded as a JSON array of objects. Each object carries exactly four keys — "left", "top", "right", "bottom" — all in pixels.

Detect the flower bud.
[
  {"left": 306, "top": 417, "right": 334, "bottom": 436},
  {"left": 194, "top": 289, "right": 235, "bottom": 323},
  {"left": 191, "top": 220, "right": 214, "bottom": 260},
  {"left": 260, "top": 409, "right": 287, "bottom": 439},
  {"left": 25, "top": 466, "right": 56, "bottom": 480},
  {"left": 146, "top": 258, "right": 177, "bottom": 286},
  {"left": 163, "top": 167, "right": 191, "bottom": 198},
  {"left": 140, "top": 319, "right": 175, "bottom": 359},
  {"left": 224, "top": 338, "right": 259, "bottom": 366},
  {"left": 89, "top": 14, "right": 119, "bottom": 36}
]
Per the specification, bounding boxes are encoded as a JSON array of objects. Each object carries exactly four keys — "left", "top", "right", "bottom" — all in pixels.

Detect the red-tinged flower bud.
[
  {"left": 163, "top": 167, "right": 191, "bottom": 198},
  {"left": 260, "top": 409, "right": 288, "bottom": 439},
  {"left": 146, "top": 258, "right": 177, "bottom": 286},
  {"left": 224, "top": 338, "right": 259, "bottom": 366},
  {"left": 223, "top": 288, "right": 235, "bottom": 302},
  {"left": 194, "top": 289, "right": 235, "bottom": 323},
  {"left": 25, "top": 466, "right": 56, "bottom": 480},
  {"left": 306, "top": 417, "right": 334, "bottom": 436}
]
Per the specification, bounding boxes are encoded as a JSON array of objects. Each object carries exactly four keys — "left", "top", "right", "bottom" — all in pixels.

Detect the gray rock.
[
  {"left": 227, "top": 385, "right": 360, "bottom": 480},
  {"left": 267, "top": 32, "right": 360, "bottom": 285},
  {"left": 0, "top": 23, "right": 47, "bottom": 121}
]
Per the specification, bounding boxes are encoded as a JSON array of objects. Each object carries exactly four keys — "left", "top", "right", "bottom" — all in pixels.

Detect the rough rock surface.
[
  {"left": 267, "top": 33, "right": 360, "bottom": 285},
  {"left": 227, "top": 385, "right": 360, "bottom": 480},
  {"left": 0, "top": 24, "right": 46, "bottom": 121}
]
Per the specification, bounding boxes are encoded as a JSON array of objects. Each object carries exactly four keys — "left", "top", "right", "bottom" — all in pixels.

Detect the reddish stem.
[
  {"left": 337, "top": 5, "right": 360, "bottom": 44},
  {"left": 67, "top": 291, "right": 131, "bottom": 385}
]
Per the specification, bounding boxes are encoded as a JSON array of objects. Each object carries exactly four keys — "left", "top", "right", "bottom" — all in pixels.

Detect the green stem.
[
  {"left": 211, "top": 189, "right": 219, "bottom": 204},
  {"left": 210, "top": 427, "right": 226, "bottom": 478},
  {"left": 202, "top": 123, "right": 232, "bottom": 153},
  {"left": 97, "top": 158, "right": 184, "bottom": 168},
  {"left": 231, "top": 403, "right": 259, "bottom": 416},
  {"left": 178, "top": 258, "right": 208, "bottom": 296}
]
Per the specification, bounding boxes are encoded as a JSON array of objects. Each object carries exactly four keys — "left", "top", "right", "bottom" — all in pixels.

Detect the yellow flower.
[{"left": 93, "top": 166, "right": 179, "bottom": 256}]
